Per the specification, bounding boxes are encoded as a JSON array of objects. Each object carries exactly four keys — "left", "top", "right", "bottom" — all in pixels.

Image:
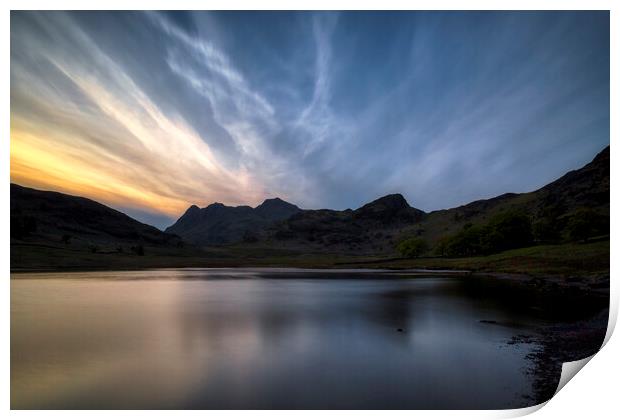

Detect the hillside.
[
  {"left": 406, "top": 146, "right": 610, "bottom": 249},
  {"left": 240, "top": 147, "right": 608, "bottom": 255},
  {"left": 165, "top": 197, "right": 301, "bottom": 245},
  {"left": 164, "top": 146, "right": 609, "bottom": 255},
  {"left": 10, "top": 184, "right": 182, "bottom": 251},
  {"left": 167, "top": 192, "right": 426, "bottom": 252},
  {"left": 10, "top": 146, "right": 609, "bottom": 271},
  {"left": 260, "top": 193, "right": 426, "bottom": 253}
]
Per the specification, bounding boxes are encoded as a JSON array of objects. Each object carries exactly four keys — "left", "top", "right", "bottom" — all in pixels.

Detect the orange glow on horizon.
[
  {"left": 10, "top": 130, "right": 192, "bottom": 218},
  {"left": 9, "top": 15, "right": 279, "bottom": 222}
]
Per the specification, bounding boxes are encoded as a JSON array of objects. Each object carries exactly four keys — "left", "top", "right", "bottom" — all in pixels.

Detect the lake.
[{"left": 11, "top": 268, "right": 553, "bottom": 409}]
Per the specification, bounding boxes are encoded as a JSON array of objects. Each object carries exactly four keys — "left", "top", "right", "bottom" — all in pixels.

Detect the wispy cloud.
[
  {"left": 11, "top": 12, "right": 274, "bottom": 223},
  {"left": 292, "top": 14, "right": 343, "bottom": 157},
  {"left": 10, "top": 11, "right": 609, "bottom": 227}
]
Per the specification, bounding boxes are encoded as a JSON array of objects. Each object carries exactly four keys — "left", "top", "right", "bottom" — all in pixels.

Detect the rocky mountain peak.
[
  {"left": 362, "top": 193, "right": 410, "bottom": 211},
  {"left": 255, "top": 197, "right": 301, "bottom": 220}
]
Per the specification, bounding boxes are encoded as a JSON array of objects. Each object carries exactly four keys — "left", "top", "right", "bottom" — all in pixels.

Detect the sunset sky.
[{"left": 10, "top": 11, "right": 609, "bottom": 229}]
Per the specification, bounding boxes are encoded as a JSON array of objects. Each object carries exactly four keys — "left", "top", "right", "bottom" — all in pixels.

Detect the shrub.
[
  {"left": 396, "top": 237, "right": 428, "bottom": 258},
  {"left": 532, "top": 218, "right": 560, "bottom": 243},
  {"left": 567, "top": 209, "right": 608, "bottom": 242},
  {"left": 484, "top": 210, "right": 533, "bottom": 253},
  {"left": 441, "top": 224, "right": 488, "bottom": 257},
  {"left": 533, "top": 205, "right": 564, "bottom": 243},
  {"left": 435, "top": 210, "right": 533, "bottom": 257}
]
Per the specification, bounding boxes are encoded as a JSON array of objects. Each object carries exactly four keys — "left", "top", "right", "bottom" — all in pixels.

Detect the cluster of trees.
[
  {"left": 564, "top": 208, "right": 608, "bottom": 243},
  {"left": 532, "top": 206, "right": 608, "bottom": 244},
  {"left": 78, "top": 240, "right": 144, "bottom": 256},
  {"left": 396, "top": 237, "right": 428, "bottom": 258},
  {"left": 396, "top": 207, "right": 608, "bottom": 259},
  {"left": 436, "top": 210, "right": 533, "bottom": 257},
  {"left": 531, "top": 205, "right": 563, "bottom": 243},
  {"left": 88, "top": 243, "right": 145, "bottom": 255}
]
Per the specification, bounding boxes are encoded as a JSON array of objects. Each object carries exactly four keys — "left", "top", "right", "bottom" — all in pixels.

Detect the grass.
[
  {"left": 10, "top": 241, "right": 346, "bottom": 271},
  {"left": 10, "top": 239, "right": 609, "bottom": 279},
  {"left": 340, "top": 239, "right": 610, "bottom": 276}
]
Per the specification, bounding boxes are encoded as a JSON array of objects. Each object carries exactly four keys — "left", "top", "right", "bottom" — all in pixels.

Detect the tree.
[
  {"left": 532, "top": 218, "right": 558, "bottom": 243},
  {"left": 444, "top": 224, "right": 488, "bottom": 257},
  {"left": 567, "top": 208, "right": 607, "bottom": 242},
  {"left": 533, "top": 205, "right": 564, "bottom": 243},
  {"left": 435, "top": 236, "right": 451, "bottom": 257},
  {"left": 433, "top": 210, "right": 534, "bottom": 257},
  {"left": 484, "top": 210, "right": 533, "bottom": 253},
  {"left": 131, "top": 244, "right": 145, "bottom": 256},
  {"left": 396, "top": 237, "right": 428, "bottom": 258}
]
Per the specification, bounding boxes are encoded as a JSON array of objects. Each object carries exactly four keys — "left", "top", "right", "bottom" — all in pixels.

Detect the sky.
[{"left": 10, "top": 11, "right": 609, "bottom": 229}]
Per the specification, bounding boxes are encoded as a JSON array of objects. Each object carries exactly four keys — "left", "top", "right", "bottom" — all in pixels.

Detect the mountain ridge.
[
  {"left": 164, "top": 196, "right": 301, "bottom": 245},
  {"left": 10, "top": 183, "right": 182, "bottom": 249},
  {"left": 11, "top": 145, "right": 609, "bottom": 256},
  {"left": 252, "top": 145, "right": 609, "bottom": 253}
]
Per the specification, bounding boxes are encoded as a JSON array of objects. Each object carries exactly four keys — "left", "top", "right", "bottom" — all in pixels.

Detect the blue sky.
[{"left": 10, "top": 11, "right": 610, "bottom": 229}]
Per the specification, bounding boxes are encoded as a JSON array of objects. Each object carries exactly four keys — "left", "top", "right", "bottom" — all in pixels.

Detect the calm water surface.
[{"left": 11, "top": 269, "right": 547, "bottom": 409}]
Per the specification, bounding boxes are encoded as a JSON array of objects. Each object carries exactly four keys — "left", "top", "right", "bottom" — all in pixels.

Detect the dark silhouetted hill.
[
  {"left": 264, "top": 194, "right": 427, "bottom": 253},
  {"left": 412, "top": 146, "right": 610, "bottom": 249},
  {"left": 10, "top": 184, "right": 182, "bottom": 249},
  {"left": 12, "top": 145, "right": 609, "bottom": 260},
  {"left": 165, "top": 197, "right": 301, "bottom": 245},
  {"left": 165, "top": 146, "right": 608, "bottom": 254}
]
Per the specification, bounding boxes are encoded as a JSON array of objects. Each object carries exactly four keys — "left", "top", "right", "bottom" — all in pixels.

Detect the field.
[
  {"left": 11, "top": 239, "right": 609, "bottom": 281},
  {"left": 344, "top": 239, "right": 609, "bottom": 275}
]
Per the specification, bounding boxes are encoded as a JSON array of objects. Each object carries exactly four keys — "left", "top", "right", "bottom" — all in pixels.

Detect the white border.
[{"left": 2, "top": 2, "right": 617, "bottom": 419}]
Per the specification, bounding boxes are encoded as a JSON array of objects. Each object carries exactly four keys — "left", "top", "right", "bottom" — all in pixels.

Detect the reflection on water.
[{"left": 12, "top": 269, "right": 545, "bottom": 409}]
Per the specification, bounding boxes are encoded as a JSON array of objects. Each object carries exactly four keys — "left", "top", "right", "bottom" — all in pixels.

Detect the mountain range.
[
  {"left": 165, "top": 198, "right": 300, "bottom": 245},
  {"left": 168, "top": 145, "right": 610, "bottom": 253},
  {"left": 11, "top": 146, "right": 609, "bottom": 257}
]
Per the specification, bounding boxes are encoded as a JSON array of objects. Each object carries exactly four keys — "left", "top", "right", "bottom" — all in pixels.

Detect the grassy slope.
[
  {"left": 409, "top": 193, "right": 538, "bottom": 247},
  {"left": 11, "top": 238, "right": 609, "bottom": 280},
  {"left": 340, "top": 239, "right": 609, "bottom": 276},
  {"left": 397, "top": 147, "right": 609, "bottom": 249}
]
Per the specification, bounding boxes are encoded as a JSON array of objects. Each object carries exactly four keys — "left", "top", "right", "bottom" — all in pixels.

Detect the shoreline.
[
  {"left": 509, "top": 308, "right": 609, "bottom": 405},
  {"left": 11, "top": 263, "right": 609, "bottom": 307}
]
